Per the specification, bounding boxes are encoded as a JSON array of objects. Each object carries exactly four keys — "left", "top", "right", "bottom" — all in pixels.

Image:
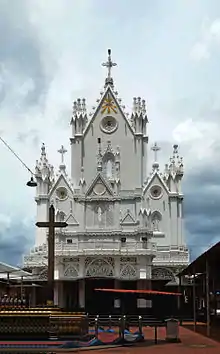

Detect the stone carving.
[
  {"left": 64, "top": 265, "right": 78, "bottom": 278},
  {"left": 151, "top": 267, "right": 175, "bottom": 281},
  {"left": 86, "top": 202, "right": 114, "bottom": 228},
  {"left": 120, "top": 257, "right": 137, "bottom": 264},
  {"left": 120, "top": 209, "right": 136, "bottom": 225},
  {"left": 120, "top": 264, "right": 137, "bottom": 279},
  {"left": 85, "top": 257, "right": 114, "bottom": 277},
  {"left": 38, "top": 268, "right": 48, "bottom": 280}
]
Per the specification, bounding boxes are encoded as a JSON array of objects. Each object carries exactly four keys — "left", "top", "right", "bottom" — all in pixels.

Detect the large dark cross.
[{"left": 36, "top": 204, "right": 68, "bottom": 305}]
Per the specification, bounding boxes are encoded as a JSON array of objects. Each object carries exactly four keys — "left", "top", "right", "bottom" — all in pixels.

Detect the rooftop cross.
[
  {"left": 58, "top": 145, "right": 67, "bottom": 164},
  {"left": 151, "top": 142, "right": 161, "bottom": 162},
  {"left": 102, "top": 49, "right": 117, "bottom": 80}
]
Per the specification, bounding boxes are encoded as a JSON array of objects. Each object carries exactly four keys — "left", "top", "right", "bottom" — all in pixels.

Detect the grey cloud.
[
  {"left": 17, "top": 129, "right": 40, "bottom": 147},
  {"left": 0, "top": 1, "right": 48, "bottom": 109},
  {"left": 0, "top": 222, "right": 34, "bottom": 266}
]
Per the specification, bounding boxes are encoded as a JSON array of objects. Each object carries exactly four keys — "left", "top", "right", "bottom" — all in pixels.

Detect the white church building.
[{"left": 23, "top": 50, "right": 189, "bottom": 313}]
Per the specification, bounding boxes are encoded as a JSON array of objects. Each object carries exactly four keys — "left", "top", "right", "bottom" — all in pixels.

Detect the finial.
[
  {"left": 102, "top": 49, "right": 117, "bottom": 87},
  {"left": 173, "top": 144, "right": 178, "bottom": 154},
  {"left": 41, "top": 143, "right": 46, "bottom": 155}
]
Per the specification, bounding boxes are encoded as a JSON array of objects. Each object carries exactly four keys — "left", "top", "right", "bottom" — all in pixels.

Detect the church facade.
[{"left": 23, "top": 50, "right": 189, "bottom": 312}]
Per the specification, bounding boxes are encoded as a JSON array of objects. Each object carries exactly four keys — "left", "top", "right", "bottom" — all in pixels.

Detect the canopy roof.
[
  {"left": 179, "top": 241, "right": 220, "bottom": 276},
  {"left": 95, "top": 288, "right": 181, "bottom": 296},
  {"left": 0, "top": 262, "right": 32, "bottom": 279},
  {"left": 0, "top": 262, "right": 21, "bottom": 274}
]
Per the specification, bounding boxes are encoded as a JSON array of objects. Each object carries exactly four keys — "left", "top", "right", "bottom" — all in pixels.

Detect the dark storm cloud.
[
  {"left": 0, "top": 222, "right": 34, "bottom": 266},
  {"left": 183, "top": 162, "right": 220, "bottom": 260}
]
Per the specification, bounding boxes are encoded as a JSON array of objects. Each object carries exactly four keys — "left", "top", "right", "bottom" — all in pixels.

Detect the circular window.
[
  {"left": 150, "top": 185, "right": 162, "bottom": 199},
  {"left": 100, "top": 116, "right": 118, "bottom": 134},
  {"left": 93, "top": 183, "right": 106, "bottom": 195},
  {"left": 56, "top": 187, "right": 68, "bottom": 200}
]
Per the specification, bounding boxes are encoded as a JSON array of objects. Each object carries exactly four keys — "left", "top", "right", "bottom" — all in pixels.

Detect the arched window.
[
  {"left": 106, "top": 160, "right": 113, "bottom": 178},
  {"left": 151, "top": 211, "right": 162, "bottom": 232}
]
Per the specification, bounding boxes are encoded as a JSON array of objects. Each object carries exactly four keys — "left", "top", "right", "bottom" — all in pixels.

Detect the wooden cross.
[{"left": 36, "top": 204, "right": 68, "bottom": 304}]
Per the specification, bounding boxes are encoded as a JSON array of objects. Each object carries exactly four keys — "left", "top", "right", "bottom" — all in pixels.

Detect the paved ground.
[{"left": 78, "top": 326, "right": 220, "bottom": 353}]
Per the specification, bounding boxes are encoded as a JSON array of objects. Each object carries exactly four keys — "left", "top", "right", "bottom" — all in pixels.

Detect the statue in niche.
[
  {"left": 152, "top": 212, "right": 161, "bottom": 232},
  {"left": 106, "top": 159, "right": 113, "bottom": 178},
  {"left": 98, "top": 207, "right": 102, "bottom": 223}
]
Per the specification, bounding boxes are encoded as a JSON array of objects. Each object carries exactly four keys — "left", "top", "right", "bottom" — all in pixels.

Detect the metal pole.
[
  {"left": 178, "top": 275, "right": 182, "bottom": 325},
  {"left": 206, "top": 259, "right": 210, "bottom": 337},
  {"left": 193, "top": 271, "right": 196, "bottom": 331},
  {"left": 20, "top": 276, "right": 23, "bottom": 301},
  {"left": 6, "top": 272, "right": 10, "bottom": 296}
]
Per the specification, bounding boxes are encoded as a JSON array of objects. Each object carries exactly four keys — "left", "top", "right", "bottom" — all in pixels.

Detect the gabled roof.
[
  {"left": 83, "top": 85, "right": 134, "bottom": 137},
  {"left": 49, "top": 173, "right": 73, "bottom": 197},
  {"left": 143, "top": 170, "right": 169, "bottom": 194},
  {"left": 85, "top": 172, "right": 114, "bottom": 197}
]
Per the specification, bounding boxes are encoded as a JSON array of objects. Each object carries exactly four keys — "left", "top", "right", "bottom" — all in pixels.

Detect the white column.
[
  {"left": 79, "top": 279, "right": 85, "bottom": 309},
  {"left": 137, "top": 256, "right": 152, "bottom": 308}
]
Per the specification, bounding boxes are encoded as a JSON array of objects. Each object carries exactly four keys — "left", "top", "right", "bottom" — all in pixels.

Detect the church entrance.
[
  {"left": 85, "top": 278, "right": 115, "bottom": 314},
  {"left": 63, "top": 281, "right": 79, "bottom": 311},
  {"left": 120, "top": 280, "right": 137, "bottom": 315}
]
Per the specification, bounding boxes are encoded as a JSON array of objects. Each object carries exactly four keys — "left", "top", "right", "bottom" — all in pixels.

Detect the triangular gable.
[
  {"left": 143, "top": 170, "right": 169, "bottom": 195},
  {"left": 49, "top": 173, "right": 73, "bottom": 197},
  {"left": 65, "top": 213, "right": 79, "bottom": 226},
  {"left": 83, "top": 85, "right": 134, "bottom": 137},
  {"left": 85, "top": 173, "right": 114, "bottom": 197},
  {"left": 121, "top": 209, "right": 137, "bottom": 225}
]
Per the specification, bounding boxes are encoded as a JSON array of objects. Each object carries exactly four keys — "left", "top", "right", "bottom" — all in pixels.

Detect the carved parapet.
[{"left": 54, "top": 240, "right": 157, "bottom": 257}]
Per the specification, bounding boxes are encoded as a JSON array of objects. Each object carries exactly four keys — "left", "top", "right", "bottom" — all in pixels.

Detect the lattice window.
[
  {"left": 152, "top": 267, "right": 174, "bottom": 281},
  {"left": 120, "top": 264, "right": 137, "bottom": 279}
]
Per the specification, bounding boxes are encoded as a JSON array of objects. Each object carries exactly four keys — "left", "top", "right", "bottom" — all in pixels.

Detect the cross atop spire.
[
  {"left": 151, "top": 142, "right": 161, "bottom": 162},
  {"left": 58, "top": 145, "right": 67, "bottom": 164},
  {"left": 102, "top": 49, "right": 117, "bottom": 87}
]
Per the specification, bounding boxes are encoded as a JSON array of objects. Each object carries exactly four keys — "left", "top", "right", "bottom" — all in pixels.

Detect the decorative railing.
[
  {"left": 55, "top": 240, "right": 157, "bottom": 256},
  {"left": 23, "top": 241, "right": 157, "bottom": 265}
]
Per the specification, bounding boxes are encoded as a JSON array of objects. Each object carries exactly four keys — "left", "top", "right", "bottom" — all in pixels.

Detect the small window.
[{"left": 66, "top": 239, "right": 73, "bottom": 244}]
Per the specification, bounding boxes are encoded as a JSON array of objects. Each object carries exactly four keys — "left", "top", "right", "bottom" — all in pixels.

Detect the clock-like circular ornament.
[
  {"left": 56, "top": 187, "right": 68, "bottom": 200},
  {"left": 93, "top": 183, "right": 106, "bottom": 195},
  {"left": 100, "top": 115, "right": 118, "bottom": 134},
  {"left": 150, "top": 185, "right": 163, "bottom": 199}
]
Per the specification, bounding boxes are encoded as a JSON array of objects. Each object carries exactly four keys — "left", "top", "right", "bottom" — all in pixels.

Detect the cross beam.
[{"left": 36, "top": 204, "right": 68, "bottom": 305}]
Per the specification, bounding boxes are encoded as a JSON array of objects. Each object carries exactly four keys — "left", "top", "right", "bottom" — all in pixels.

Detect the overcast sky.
[{"left": 0, "top": 0, "right": 220, "bottom": 266}]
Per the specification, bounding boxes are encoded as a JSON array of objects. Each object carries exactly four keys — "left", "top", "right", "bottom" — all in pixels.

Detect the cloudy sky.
[{"left": 0, "top": 0, "right": 220, "bottom": 266}]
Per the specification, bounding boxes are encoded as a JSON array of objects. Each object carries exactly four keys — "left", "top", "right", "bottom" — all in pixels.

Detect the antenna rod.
[{"left": 0, "top": 136, "right": 35, "bottom": 175}]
